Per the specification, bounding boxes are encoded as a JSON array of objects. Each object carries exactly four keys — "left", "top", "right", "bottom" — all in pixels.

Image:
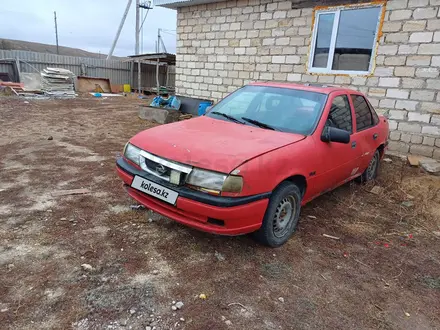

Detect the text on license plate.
[{"left": 131, "top": 176, "right": 178, "bottom": 205}]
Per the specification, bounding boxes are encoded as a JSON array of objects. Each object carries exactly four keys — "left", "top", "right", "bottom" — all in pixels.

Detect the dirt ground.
[{"left": 0, "top": 96, "right": 439, "bottom": 330}]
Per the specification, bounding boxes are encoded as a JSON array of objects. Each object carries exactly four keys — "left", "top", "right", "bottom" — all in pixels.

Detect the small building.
[{"left": 154, "top": 0, "right": 440, "bottom": 158}]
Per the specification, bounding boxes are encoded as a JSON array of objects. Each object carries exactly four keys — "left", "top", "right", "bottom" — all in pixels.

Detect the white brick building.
[{"left": 154, "top": 0, "right": 440, "bottom": 159}]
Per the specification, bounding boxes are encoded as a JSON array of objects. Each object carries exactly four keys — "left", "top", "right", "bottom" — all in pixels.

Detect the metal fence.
[{"left": 0, "top": 50, "right": 175, "bottom": 88}]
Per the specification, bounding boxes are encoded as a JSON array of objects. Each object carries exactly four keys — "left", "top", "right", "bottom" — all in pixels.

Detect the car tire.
[
  {"left": 252, "top": 182, "right": 302, "bottom": 247},
  {"left": 356, "top": 150, "right": 380, "bottom": 183}
]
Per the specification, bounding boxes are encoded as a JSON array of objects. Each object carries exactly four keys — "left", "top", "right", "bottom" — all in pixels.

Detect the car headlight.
[
  {"left": 186, "top": 168, "right": 243, "bottom": 194},
  {"left": 123, "top": 143, "right": 141, "bottom": 165}
]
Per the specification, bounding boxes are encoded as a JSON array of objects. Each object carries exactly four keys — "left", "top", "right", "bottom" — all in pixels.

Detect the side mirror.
[{"left": 321, "top": 126, "right": 350, "bottom": 144}]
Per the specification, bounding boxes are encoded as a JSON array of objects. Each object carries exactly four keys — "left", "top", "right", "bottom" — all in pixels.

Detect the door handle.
[
  {"left": 352, "top": 141, "right": 356, "bottom": 148},
  {"left": 373, "top": 133, "right": 378, "bottom": 140}
]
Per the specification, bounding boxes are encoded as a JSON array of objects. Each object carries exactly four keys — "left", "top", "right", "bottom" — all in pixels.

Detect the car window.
[
  {"left": 351, "top": 95, "right": 377, "bottom": 131},
  {"left": 206, "top": 85, "right": 327, "bottom": 135},
  {"left": 326, "top": 95, "right": 352, "bottom": 133}
]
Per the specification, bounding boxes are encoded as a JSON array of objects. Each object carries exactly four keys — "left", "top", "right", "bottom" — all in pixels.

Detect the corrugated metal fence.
[{"left": 0, "top": 50, "right": 175, "bottom": 88}]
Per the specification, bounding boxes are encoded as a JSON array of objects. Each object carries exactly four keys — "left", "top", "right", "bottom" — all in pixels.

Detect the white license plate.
[{"left": 131, "top": 176, "right": 178, "bottom": 205}]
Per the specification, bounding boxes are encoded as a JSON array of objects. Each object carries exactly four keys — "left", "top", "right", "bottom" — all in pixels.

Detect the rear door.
[
  {"left": 349, "top": 94, "right": 381, "bottom": 171},
  {"left": 311, "top": 92, "right": 362, "bottom": 195}
]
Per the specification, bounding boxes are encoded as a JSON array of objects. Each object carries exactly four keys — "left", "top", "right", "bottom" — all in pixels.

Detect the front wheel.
[{"left": 252, "top": 182, "right": 302, "bottom": 247}]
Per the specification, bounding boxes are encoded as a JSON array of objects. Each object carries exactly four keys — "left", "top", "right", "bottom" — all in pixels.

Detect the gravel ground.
[{"left": 0, "top": 96, "right": 439, "bottom": 330}]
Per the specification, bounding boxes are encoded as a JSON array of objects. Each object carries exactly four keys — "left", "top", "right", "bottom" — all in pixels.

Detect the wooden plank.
[{"left": 51, "top": 188, "right": 90, "bottom": 197}]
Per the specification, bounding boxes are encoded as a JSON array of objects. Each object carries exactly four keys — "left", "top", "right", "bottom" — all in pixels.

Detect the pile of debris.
[{"left": 41, "top": 67, "right": 76, "bottom": 98}]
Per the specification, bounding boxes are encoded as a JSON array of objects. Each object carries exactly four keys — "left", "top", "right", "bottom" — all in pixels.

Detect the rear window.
[{"left": 206, "top": 85, "right": 327, "bottom": 135}]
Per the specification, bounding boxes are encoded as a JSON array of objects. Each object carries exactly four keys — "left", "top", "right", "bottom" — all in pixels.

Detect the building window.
[{"left": 309, "top": 4, "right": 384, "bottom": 75}]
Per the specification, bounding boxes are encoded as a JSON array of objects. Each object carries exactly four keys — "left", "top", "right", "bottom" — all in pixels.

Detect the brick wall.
[{"left": 175, "top": 0, "right": 440, "bottom": 159}]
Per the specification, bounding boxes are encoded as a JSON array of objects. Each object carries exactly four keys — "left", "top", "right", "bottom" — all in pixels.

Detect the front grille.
[{"left": 144, "top": 158, "right": 172, "bottom": 178}]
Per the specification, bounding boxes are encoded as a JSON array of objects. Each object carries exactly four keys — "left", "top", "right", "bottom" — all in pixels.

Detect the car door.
[
  {"left": 311, "top": 92, "right": 363, "bottom": 196},
  {"left": 349, "top": 94, "right": 381, "bottom": 172}
]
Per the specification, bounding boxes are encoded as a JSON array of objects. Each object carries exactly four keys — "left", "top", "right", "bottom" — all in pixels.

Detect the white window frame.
[{"left": 308, "top": 4, "right": 384, "bottom": 75}]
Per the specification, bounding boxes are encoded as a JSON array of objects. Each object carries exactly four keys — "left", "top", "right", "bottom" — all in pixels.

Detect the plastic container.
[
  {"left": 123, "top": 84, "right": 131, "bottom": 93},
  {"left": 198, "top": 101, "right": 212, "bottom": 116}
]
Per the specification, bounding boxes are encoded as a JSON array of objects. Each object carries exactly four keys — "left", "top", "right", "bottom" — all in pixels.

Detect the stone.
[
  {"left": 225, "top": 320, "right": 232, "bottom": 326},
  {"left": 214, "top": 251, "right": 225, "bottom": 261},
  {"left": 180, "top": 318, "right": 185, "bottom": 322},
  {"left": 409, "top": 32, "right": 434, "bottom": 42},
  {"left": 81, "top": 264, "right": 94, "bottom": 272},
  {"left": 408, "top": 112, "right": 431, "bottom": 123},
  {"left": 420, "top": 159, "right": 440, "bottom": 175},
  {"left": 48, "top": 136, "right": 53, "bottom": 140},
  {"left": 171, "top": 306, "right": 177, "bottom": 311},
  {"left": 401, "top": 201, "right": 414, "bottom": 207},
  {"left": 278, "top": 297, "right": 285, "bottom": 303},
  {"left": 403, "top": 20, "right": 427, "bottom": 31},
  {"left": 390, "top": 10, "right": 412, "bottom": 21},
  {"left": 146, "top": 327, "right": 152, "bottom": 330},
  {"left": 152, "top": 270, "right": 159, "bottom": 275},
  {"left": 138, "top": 106, "right": 180, "bottom": 124},
  {"left": 410, "top": 144, "right": 434, "bottom": 157},
  {"left": 407, "top": 155, "right": 424, "bottom": 166},
  {"left": 413, "top": 7, "right": 438, "bottom": 19},
  {"left": 130, "top": 308, "right": 136, "bottom": 315},
  {"left": 175, "top": 301, "right": 184, "bottom": 309}
]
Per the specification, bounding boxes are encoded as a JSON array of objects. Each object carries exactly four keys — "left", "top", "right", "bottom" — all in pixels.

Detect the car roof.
[{"left": 249, "top": 81, "right": 359, "bottom": 95}]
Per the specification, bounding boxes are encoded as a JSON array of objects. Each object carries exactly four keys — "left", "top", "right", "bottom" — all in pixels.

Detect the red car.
[{"left": 117, "top": 82, "right": 389, "bottom": 247}]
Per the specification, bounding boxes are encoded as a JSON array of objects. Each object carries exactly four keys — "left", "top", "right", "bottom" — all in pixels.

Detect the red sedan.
[{"left": 116, "top": 82, "right": 389, "bottom": 247}]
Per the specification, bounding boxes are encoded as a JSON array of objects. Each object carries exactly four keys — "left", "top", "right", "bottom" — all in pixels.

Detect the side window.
[
  {"left": 351, "top": 95, "right": 377, "bottom": 131},
  {"left": 326, "top": 95, "right": 352, "bottom": 133}
]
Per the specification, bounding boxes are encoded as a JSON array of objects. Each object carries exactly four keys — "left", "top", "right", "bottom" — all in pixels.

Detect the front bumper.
[{"left": 116, "top": 157, "right": 270, "bottom": 235}]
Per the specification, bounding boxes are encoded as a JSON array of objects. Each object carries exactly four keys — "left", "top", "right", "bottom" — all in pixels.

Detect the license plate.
[{"left": 131, "top": 176, "right": 178, "bottom": 205}]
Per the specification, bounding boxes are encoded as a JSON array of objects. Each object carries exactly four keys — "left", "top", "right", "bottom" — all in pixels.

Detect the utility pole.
[
  {"left": 54, "top": 11, "right": 59, "bottom": 55},
  {"left": 107, "top": 0, "right": 132, "bottom": 59},
  {"left": 135, "top": 0, "right": 141, "bottom": 94}
]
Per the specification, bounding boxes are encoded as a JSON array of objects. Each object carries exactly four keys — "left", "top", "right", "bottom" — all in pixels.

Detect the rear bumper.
[{"left": 116, "top": 158, "right": 269, "bottom": 235}]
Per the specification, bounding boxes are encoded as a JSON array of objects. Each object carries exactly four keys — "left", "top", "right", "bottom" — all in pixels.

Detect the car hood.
[{"left": 130, "top": 116, "right": 306, "bottom": 173}]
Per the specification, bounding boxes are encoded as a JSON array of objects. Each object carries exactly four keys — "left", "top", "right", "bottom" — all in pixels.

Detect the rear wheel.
[
  {"left": 356, "top": 150, "right": 380, "bottom": 183},
  {"left": 253, "top": 182, "right": 302, "bottom": 247}
]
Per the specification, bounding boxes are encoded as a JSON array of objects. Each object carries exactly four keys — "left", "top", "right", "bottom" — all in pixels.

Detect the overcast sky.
[{"left": 0, "top": 0, "right": 177, "bottom": 56}]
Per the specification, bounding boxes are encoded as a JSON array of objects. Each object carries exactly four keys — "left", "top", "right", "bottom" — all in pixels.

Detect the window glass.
[
  {"left": 351, "top": 95, "right": 376, "bottom": 131},
  {"left": 312, "top": 13, "right": 335, "bottom": 68},
  {"left": 207, "top": 85, "right": 327, "bottom": 135},
  {"left": 326, "top": 95, "right": 352, "bottom": 133},
  {"left": 310, "top": 5, "right": 382, "bottom": 73}
]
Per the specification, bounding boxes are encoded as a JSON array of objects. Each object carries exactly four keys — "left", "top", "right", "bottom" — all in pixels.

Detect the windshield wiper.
[
  {"left": 210, "top": 111, "right": 244, "bottom": 124},
  {"left": 241, "top": 117, "right": 279, "bottom": 131}
]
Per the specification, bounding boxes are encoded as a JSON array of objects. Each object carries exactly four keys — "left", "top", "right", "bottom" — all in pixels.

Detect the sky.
[{"left": 0, "top": 0, "right": 177, "bottom": 56}]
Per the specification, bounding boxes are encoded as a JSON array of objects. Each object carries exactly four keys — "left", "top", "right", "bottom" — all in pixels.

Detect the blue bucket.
[{"left": 198, "top": 101, "right": 212, "bottom": 116}]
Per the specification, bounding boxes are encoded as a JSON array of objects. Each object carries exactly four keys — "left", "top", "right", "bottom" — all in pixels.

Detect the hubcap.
[
  {"left": 367, "top": 153, "right": 378, "bottom": 180},
  {"left": 273, "top": 196, "right": 296, "bottom": 238}
]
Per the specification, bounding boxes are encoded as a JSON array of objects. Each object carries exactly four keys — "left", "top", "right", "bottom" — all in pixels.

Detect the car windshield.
[{"left": 206, "top": 85, "right": 327, "bottom": 135}]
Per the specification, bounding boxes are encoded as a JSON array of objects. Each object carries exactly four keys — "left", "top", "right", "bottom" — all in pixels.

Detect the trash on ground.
[
  {"left": 51, "top": 188, "right": 90, "bottom": 197},
  {"left": 383, "top": 158, "right": 393, "bottom": 163},
  {"left": 199, "top": 293, "right": 207, "bottom": 300},
  {"left": 214, "top": 250, "right": 225, "bottom": 261},
  {"left": 323, "top": 233, "right": 340, "bottom": 240},
  {"left": 307, "top": 215, "right": 317, "bottom": 219},
  {"left": 369, "top": 186, "right": 383, "bottom": 195},
  {"left": 41, "top": 67, "right": 76, "bottom": 98},
  {"left": 130, "top": 204, "right": 145, "bottom": 210},
  {"left": 401, "top": 201, "right": 414, "bottom": 208},
  {"left": 150, "top": 95, "right": 181, "bottom": 110}
]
